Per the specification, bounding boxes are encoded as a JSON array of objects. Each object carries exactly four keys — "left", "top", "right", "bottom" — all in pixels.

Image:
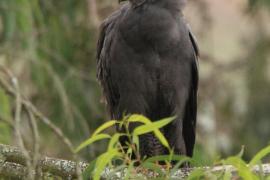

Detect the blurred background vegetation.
[{"left": 0, "top": 0, "right": 269, "bottom": 166}]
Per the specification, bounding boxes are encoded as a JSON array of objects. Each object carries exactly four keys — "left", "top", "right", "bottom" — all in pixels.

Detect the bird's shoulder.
[{"left": 97, "top": 4, "right": 130, "bottom": 59}]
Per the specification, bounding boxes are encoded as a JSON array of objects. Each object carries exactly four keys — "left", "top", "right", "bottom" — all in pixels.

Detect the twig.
[
  {"left": 25, "top": 107, "right": 40, "bottom": 178},
  {"left": 4, "top": 68, "right": 34, "bottom": 179},
  {"left": 0, "top": 65, "right": 74, "bottom": 153},
  {"left": 0, "top": 65, "right": 83, "bottom": 178}
]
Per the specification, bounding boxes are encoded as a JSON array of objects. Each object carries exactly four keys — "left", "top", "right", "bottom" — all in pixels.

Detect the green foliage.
[
  {"left": 75, "top": 133, "right": 111, "bottom": 153},
  {"left": 76, "top": 115, "right": 270, "bottom": 179},
  {"left": 133, "top": 116, "right": 174, "bottom": 148},
  {"left": 250, "top": 145, "right": 270, "bottom": 166},
  {"left": 224, "top": 157, "right": 258, "bottom": 180},
  {"left": 0, "top": 0, "right": 103, "bottom": 158},
  {"left": 76, "top": 115, "right": 185, "bottom": 179}
]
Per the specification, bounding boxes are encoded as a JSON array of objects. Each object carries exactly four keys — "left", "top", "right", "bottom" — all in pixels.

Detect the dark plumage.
[{"left": 97, "top": 0, "right": 199, "bottom": 158}]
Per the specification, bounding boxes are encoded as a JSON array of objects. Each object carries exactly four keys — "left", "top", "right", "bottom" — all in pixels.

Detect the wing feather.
[
  {"left": 183, "top": 25, "right": 199, "bottom": 157},
  {"left": 96, "top": 4, "right": 130, "bottom": 117}
]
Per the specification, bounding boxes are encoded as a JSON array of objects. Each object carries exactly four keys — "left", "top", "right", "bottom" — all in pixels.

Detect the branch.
[
  {"left": 1, "top": 143, "right": 270, "bottom": 179},
  {"left": 0, "top": 144, "right": 88, "bottom": 179},
  {"left": 0, "top": 65, "right": 81, "bottom": 178},
  {"left": 0, "top": 66, "right": 74, "bottom": 153}
]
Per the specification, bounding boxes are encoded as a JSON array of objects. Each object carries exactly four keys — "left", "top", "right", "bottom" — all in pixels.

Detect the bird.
[{"left": 96, "top": 0, "right": 199, "bottom": 158}]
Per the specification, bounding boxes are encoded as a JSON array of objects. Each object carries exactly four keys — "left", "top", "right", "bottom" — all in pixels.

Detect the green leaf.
[
  {"left": 224, "top": 157, "right": 258, "bottom": 180},
  {"left": 108, "top": 133, "right": 125, "bottom": 151},
  {"left": 75, "top": 134, "right": 111, "bottom": 153},
  {"left": 249, "top": 145, "right": 270, "bottom": 166},
  {"left": 82, "top": 158, "right": 97, "bottom": 180},
  {"left": 133, "top": 117, "right": 175, "bottom": 136},
  {"left": 125, "top": 162, "right": 135, "bottom": 180},
  {"left": 127, "top": 114, "right": 152, "bottom": 124},
  {"left": 187, "top": 169, "right": 205, "bottom": 180},
  {"left": 153, "top": 130, "right": 170, "bottom": 148},
  {"left": 236, "top": 146, "right": 245, "bottom": 158},
  {"left": 170, "top": 157, "right": 193, "bottom": 176},
  {"left": 93, "top": 149, "right": 121, "bottom": 180},
  {"left": 127, "top": 147, "right": 133, "bottom": 156},
  {"left": 223, "top": 168, "right": 233, "bottom": 180},
  {"left": 133, "top": 117, "right": 175, "bottom": 148},
  {"left": 132, "top": 134, "right": 139, "bottom": 150},
  {"left": 92, "top": 120, "right": 118, "bottom": 137}
]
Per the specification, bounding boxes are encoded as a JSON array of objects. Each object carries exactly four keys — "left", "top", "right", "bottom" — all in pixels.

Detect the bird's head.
[
  {"left": 119, "top": 0, "right": 146, "bottom": 8},
  {"left": 119, "top": 0, "right": 187, "bottom": 9}
]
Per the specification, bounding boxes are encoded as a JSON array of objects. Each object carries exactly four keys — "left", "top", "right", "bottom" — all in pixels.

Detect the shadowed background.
[{"left": 0, "top": 0, "right": 269, "bottom": 165}]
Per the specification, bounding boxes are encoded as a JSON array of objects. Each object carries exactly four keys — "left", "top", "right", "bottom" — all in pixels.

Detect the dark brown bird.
[{"left": 97, "top": 0, "right": 199, "bottom": 158}]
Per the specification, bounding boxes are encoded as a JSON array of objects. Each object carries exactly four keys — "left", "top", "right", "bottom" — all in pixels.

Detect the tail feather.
[{"left": 139, "top": 132, "right": 166, "bottom": 158}]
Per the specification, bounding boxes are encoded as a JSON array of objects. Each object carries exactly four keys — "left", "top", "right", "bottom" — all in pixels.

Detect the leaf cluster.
[{"left": 76, "top": 115, "right": 270, "bottom": 180}]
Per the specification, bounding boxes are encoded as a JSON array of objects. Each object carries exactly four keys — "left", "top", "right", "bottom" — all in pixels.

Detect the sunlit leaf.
[
  {"left": 82, "top": 158, "right": 97, "bottom": 180},
  {"left": 133, "top": 117, "right": 175, "bottom": 148},
  {"left": 92, "top": 120, "right": 118, "bottom": 137},
  {"left": 153, "top": 130, "right": 170, "bottom": 149},
  {"left": 136, "top": 117, "right": 175, "bottom": 135},
  {"left": 224, "top": 157, "right": 259, "bottom": 180},
  {"left": 249, "top": 145, "right": 270, "bottom": 166},
  {"left": 125, "top": 162, "right": 135, "bottom": 180},
  {"left": 75, "top": 134, "right": 111, "bottom": 153},
  {"left": 93, "top": 149, "right": 121, "bottom": 180},
  {"left": 236, "top": 146, "right": 245, "bottom": 158},
  {"left": 170, "top": 157, "right": 193, "bottom": 176},
  {"left": 132, "top": 134, "right": 139, "bottom": 150},
  {"left": 108, "top": 133, "right": 125, "bottom": 151},
  {"left": 127, "top": 114, "right": 152, "bottom": 124}
]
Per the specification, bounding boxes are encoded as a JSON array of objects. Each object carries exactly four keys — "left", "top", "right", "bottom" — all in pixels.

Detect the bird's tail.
[{"left": 139, "top": 132, "right": 166, "bottom": 158}]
